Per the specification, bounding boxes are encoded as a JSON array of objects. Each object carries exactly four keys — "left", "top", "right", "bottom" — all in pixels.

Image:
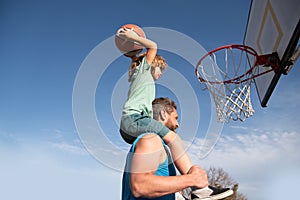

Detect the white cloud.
[
  {"left": 186, "top": 128, "right": 300, "bottom": 200},
  {"left": 50, "top": 141, "right": 89, "bottom": 155}
]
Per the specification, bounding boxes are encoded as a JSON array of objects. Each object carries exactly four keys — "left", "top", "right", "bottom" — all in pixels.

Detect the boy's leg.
[
  {"left": 163, "top": 131, "right": 194, "bottom": 175},
  {"left": 120, "top": 128, "right": 136, "bottom": 144},
  {"left": 120, "top": 114, "right": 145, "bottom": 144}
]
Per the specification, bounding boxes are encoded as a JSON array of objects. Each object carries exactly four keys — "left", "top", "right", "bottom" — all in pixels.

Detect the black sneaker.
[{"left": 191, "top": 186, "right": 233, "bottom": 200}]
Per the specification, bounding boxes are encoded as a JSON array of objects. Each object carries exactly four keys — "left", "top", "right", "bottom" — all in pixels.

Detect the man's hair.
[{"left": 152, "top": 97, "right": 177, "bottom": 120}]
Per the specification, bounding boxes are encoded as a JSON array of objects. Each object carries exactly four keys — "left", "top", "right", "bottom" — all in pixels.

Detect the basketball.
[{"left": 115, "top": 24, "right": 146, "bottom": 57}]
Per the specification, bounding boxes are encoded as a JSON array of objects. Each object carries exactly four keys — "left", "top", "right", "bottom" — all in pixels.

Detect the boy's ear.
[{"left": 160, "top": 110, "right": 166, "bottom": 121}]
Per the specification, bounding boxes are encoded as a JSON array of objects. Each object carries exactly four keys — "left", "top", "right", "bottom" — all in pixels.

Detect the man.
[{"left": 122, "top": 97, "right": 233, "bottom": 200}]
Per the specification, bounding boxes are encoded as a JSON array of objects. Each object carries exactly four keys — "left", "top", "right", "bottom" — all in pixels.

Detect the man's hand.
[{"left": 187, "top": 165, "right": 209, "bottom": 188}]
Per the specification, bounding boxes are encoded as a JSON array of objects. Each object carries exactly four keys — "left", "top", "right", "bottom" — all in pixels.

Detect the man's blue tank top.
[{"left": 122, "top": 133, "right": 176, "bottom": 200}]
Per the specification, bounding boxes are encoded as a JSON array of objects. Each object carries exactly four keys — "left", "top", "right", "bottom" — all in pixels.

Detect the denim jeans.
[{"left": 120, "top": 113, "right": 170, "bottom": 144}]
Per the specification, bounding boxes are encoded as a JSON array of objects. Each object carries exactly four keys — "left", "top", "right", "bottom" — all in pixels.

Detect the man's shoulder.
[{"left": 134, "top": 134, "right": 164, "bottom": 153}]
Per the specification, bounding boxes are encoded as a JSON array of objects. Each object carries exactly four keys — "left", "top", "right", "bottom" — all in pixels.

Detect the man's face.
[{"left": 163, "top": 109, "right": 179, "bottom": 132}]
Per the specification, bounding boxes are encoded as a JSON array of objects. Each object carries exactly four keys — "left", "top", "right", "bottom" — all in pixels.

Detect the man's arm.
[{"left": 130, "top": 134, "right": 208, "bottom": 198}]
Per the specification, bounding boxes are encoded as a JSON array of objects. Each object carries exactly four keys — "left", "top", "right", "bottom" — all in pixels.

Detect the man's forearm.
[{"left": 130, "top": 172, "right": 196, "bottom": 198}]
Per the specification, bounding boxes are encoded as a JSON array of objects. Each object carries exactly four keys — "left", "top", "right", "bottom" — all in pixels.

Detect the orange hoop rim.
[{"left": 195, "top": 44, "right": 280, "bottom": 84}]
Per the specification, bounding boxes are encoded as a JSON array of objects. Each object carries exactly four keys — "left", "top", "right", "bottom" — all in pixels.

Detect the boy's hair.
[
  {"left": 152, "top": 97, "right": 177, "bottom": 120},
  {"left": 128, "top": 52, "right": 167, "bottom": 81}
]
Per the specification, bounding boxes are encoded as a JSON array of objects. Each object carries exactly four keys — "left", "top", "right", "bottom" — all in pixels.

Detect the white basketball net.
[{"left": 197, "top": 46, "right": 256, "bottom": 123}]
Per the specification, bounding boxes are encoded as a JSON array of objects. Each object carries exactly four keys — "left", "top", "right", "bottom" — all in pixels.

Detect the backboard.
[{"left": 244, "top": 0, "right": 300, "bottom": 107}]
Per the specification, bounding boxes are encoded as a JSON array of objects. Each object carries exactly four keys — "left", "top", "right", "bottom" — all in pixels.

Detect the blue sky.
[{"left": 1, "top": 0, "right": 300, "bottom": 200}]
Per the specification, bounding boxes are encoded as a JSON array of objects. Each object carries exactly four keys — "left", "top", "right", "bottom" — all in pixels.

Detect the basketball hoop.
[{"left": 196, "top": 44, "right": 280, "bottom": 123}]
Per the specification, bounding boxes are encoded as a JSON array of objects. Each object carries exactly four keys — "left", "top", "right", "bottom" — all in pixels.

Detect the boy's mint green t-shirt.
[{"left": 122, "top": 57, "right": 154, "bottom": 117}]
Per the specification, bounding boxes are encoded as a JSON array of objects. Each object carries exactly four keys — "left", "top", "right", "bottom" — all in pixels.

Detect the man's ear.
[{"left": 160, "top": 110, "right": 166, "bottom": 121}]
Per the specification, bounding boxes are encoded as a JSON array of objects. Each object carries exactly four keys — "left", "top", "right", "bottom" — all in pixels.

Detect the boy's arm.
[{"left": 117, "top": 28, "right": 157, "bottom": 65}]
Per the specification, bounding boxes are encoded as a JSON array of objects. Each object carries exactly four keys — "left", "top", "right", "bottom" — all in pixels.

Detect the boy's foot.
[{"left": 191, "top": 186, "right": 233, "bottom": 200}]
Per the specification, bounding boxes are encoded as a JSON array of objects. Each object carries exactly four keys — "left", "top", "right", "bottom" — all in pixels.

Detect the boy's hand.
[{"left": 117, "top": 27, "right": 138, "bottom": 41}]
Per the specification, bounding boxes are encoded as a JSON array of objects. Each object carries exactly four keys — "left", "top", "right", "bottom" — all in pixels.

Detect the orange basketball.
[{"left": 115, "top": 24, "right": 146, "bottom": 57}]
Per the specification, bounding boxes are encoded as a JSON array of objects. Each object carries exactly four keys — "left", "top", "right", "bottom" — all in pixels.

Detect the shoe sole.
[{"left": 193, "top": 189, "right": 234, "bottom": 200}]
